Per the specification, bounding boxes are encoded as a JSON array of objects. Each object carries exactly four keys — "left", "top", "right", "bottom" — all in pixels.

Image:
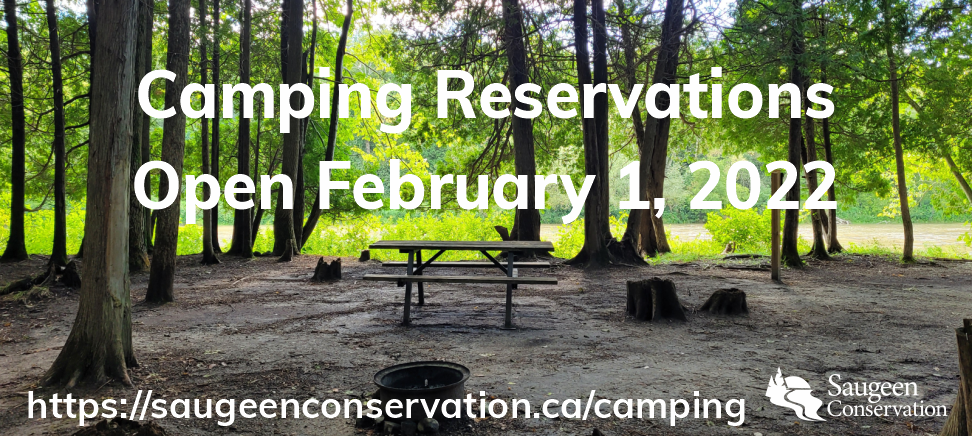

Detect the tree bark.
[
  {"left": 292, "top": 0, "right": 318, "bottom": 251},
  {"left": 273, "top": 0, "right": 303, "bottom": 256},
  {"left": 780, "top": 0, "right": 805, "bottom": 268},
  {"left": 803, "top": 112, "right": 830, "bottom": 260},
  {"left": 821, "top": 112, "right": 844, "bottom": 253},
  {"left": 146, "top": 0, "right": 191, "bottom": 302},
  {"left": 210, "top": 0, "right": 223, "bottom": 254},
  {"left": 199, "top": 0, "right": 219, "bottom": 265},
  {"left": 884, "top": 23, "right": 914, "bottom": 262},
  {"left": 228, "top": 0, "right": 254, "bottom": 257},
  {"left": 127, "top": 0, "right": 152, "bottom": 271},
  {"left": 1, "top": 0, "right": 29, "bottom": 262},
  {"left": 42, "top": 0, "right": 138, "bottom": 388},
  {"left": 251, "top": 110, "right": 265, "bottom": 247},
  {"left": 45, "top": 0, "right": 70, "bottom": 267},
  {"left": 301, "top": 0, "right": 353, "bottom": 248},
  {"left": 620, "top": 0, "right": 682, "bottom": 258},
  {"left": 502, "top": 0, "right": 540, "bottom": 245},
  {"left": 945, "top": 152, "right": 972, "bottom": 207},
  {"left": 615, "top": 0, "right": 656, "bottom": 258},
  {"left": 142, "top": 0, "right": 155, "bottom": 254},
  {"left": 566, "top": 0, "right": 615, "bottom": 267}
]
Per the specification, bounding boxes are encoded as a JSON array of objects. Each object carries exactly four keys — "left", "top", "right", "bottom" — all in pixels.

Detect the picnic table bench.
[{"left": 363, "top": 240, "right": 557, "bottom": 328}]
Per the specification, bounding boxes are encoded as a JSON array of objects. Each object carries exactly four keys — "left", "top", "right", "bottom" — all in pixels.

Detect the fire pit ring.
[{"left": 374, "top": 361, "right": 470, "bottom": 421}]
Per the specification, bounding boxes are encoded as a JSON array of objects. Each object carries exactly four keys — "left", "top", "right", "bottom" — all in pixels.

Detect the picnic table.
[{"left": 363, "top": 240, "right": 558, "bottom": 328}]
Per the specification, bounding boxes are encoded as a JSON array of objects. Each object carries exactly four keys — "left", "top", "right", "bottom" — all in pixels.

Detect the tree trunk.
[
  {"left": 615, "top": 0, "right": 656, "bottom": 258},
  {"left": 566, "top": 0, "right": 615, "bottom": 267},
  {"left": 885, "top": 36, "right": 914, "bottom": 262},
  {"left": 142, "top": 0, "right": 155, "bottom": 255},
  {"left": 45, "top": 0, "right": 70, "bottom": 267},
  {"left": 199, "top": 0, "right": 219, "bottom": 265},
  {"left": 945, "top": 152, "right": 972, "bottom": 207},
  {"left": 820, "top": 111, "right": 844, "bottom": 253},
  {"left": 502, "top": 0, "right": 540, "bottom": 245},
  {"left": 273, "top": 0, "right": 303, "bottom": 256},
  {"left": 127, "top": 0, "right": 152, "bottom": 271},
  {"left": 620, "top": 0, "right": 682, "bottom": 258},
  {"left": 301, "top": 0, "right": 353, "bottom": 247},
  {"left": 42, "top": 0, "right": 138, "bottom": 388},
  {"left": 250, "top": 111, "right": 265, "bottom": 248},
  {"left": 292, "top": 53, "right": 307, "bottom": 251},
  {"left": 780, "top": 0, "right": 805, "bottom": 268},
  {"left": 210, "top": 0, "right": 223, "bottom": 254},
  {"left": 1, "top": 0, "right": 29, "bottom": 262},
  {"left": 293, "top": 1, "right": 318, "bottom": 251},
  {"left": 803, "top": 111, "right": 830, "bottom": 260},
  {"left": 146, "top": 0, "right": 191, "bottom": 303},
  {"left": 228, "top": 0, "right": 254, "bottom": 257}
]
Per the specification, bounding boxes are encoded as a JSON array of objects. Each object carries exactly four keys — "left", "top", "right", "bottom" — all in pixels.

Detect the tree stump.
[
  {"left": 312, "top": 257, "right": 342, "bottom": 282},
  {"left": 626, "top": 278, "right": 687, "bottom": 322},
  {"left": 61, "top": 261, "right": 82, "bottom": 288},
  {"left": 941, "top": 319, "right": 972, "bottom": 436},
  {"left": 626, "top": 280, "right": 652, "bottom": 321},
  {"left": 699, "top": 288, "right": 749, "bottom": 316},
  {"left": 359, "top": 249, "right": 370, "bottom": 262}
]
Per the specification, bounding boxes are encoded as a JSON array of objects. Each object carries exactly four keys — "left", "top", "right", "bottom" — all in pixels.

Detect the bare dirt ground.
[{"left": 1, "top": 252, "right": 971, "bottom": 436}]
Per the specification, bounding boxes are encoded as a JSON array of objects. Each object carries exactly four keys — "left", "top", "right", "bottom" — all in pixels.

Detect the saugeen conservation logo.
[{"left": 765, "top": 368, "right": 826, "bottom": 422}]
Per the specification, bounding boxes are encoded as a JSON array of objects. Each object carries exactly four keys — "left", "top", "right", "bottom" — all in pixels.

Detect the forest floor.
[{"left": 1, "top": 252, "right": 971, "bottom": 436}]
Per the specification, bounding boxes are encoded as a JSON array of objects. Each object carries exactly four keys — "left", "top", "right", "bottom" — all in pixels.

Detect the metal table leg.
[
  {"left": 403, "top": 250, "right": 414, "bottom": 325},
  {"left": 416, "top": 250, "right": 425, "bottom": 306},
  {"left": 502, "top": 252, "right": 516, "bottom": 330}
]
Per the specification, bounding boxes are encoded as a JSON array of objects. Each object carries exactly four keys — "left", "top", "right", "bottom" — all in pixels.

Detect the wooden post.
[
  {"left": 941, "top": 319, "right": 972, "bottom": 436},
  {"left": 771, "top": 170, "right": 782, "bottom": 282},
  {"left": 960, "top": 319, "right": 972, "bottom": 432}
]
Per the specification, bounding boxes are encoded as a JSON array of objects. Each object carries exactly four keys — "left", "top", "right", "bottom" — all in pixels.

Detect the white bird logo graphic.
[{"left": 765, "top": 368, "right": 826, "bottom": 421}]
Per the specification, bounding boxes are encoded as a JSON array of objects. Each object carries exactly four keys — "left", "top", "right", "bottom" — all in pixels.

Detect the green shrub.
[
  {"left": 553, "top": 219, "right": 584, "bottom": 259},
  {"left": 176, "top": 225, "right": 204, "bottom": 255},
  {"left": 703, "top": 207, "right": 772, "bottom": 252}
]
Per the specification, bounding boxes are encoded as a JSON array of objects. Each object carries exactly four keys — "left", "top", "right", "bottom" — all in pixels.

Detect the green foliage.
[
  {"left": 552, "top": 220, "right": 584, "bottom": 260},
  {"left": 703, "top": 207, "right": 772, "bottom": 252},
  {"left": 176, "top": 225, "right": 204, "bottom": 256},
  {"left": 0, "top": 191, "right": 85, "bottom": 255},
  {"left": 962, "top": 222, "right": 972, "bottom": 248}
]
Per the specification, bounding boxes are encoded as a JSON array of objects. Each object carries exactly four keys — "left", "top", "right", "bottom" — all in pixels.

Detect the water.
[
  {"left": 541, "top": 223, "right": 971, "bottom": 253},
  {"left": 217, "top": 222, "right": 971, "bottom": 254}
]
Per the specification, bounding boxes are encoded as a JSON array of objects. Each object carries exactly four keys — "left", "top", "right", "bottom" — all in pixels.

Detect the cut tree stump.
[
  {"left": 941, "top": 318, "right": 972, "bottom": 436},
  {"left": 359, "top": 249, "right": 370, "bottom": 262},
  {"left": 626, "top": 278, "right": 687, "bottom": 322},
  {"left": 312, "top": 257, "right": 342, "bottom": 281},
  {"left": 699, "top": 288, "right": 749, "bottom": 316},
  {"left": 626, "top": 280, "right": 652, "bottom": 321}
]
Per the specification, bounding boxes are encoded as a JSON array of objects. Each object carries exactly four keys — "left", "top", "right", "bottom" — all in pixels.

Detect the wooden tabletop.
[{"left": 369, "top": 240, "right": 555, "bottom": 252}]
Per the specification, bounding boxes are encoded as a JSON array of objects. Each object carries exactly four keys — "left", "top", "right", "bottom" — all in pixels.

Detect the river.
[{"left": 218, "top": 222, "right": 971, "bottom": 255}]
